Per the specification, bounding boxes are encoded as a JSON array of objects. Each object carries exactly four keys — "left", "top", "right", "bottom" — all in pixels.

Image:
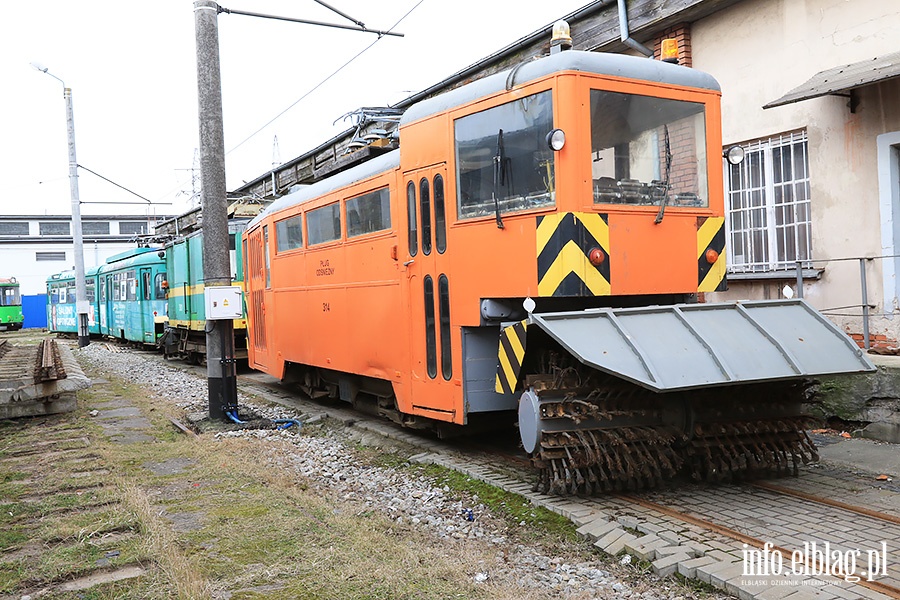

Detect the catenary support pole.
[{"left": 194, "top": 0, "right": 237, "bottom": 421}]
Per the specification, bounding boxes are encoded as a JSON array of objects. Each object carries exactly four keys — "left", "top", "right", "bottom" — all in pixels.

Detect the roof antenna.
[{"left": 271, "top": 135, "right": 282, "bottom": 196}]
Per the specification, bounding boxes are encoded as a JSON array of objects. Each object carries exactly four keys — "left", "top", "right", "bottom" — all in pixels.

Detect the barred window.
[
  {"left": 83, "top": 221, "right": 110, "bottom": 235},
  {"left": 119, "top": 221, "right": 148, "bottom": 235},
  {"left": 0, "top": 222, "right": 29, "bottom": 235},
  {"left": 725, "top": 130, "right": 811, "bottom": 273},
  {"left": 40, "top": 222, "right": 69, "bottom": 236}
]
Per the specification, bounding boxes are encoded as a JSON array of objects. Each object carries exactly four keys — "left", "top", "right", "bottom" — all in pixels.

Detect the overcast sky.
[{"left": 1, "top": 0, "right": 591, "bottom": 218}]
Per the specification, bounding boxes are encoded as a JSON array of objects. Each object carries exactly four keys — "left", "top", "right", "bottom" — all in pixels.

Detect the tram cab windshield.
[
  {"left": 589, "top": 90, "right": 708, "bottom": 209},
  {"left": 1, "top": 284, "right": 20, "bottom": 307},
  {"left": 454, "top": 90, "right": 556, "bottom": 220}
]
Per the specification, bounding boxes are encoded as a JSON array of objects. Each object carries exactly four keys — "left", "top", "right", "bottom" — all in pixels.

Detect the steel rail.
[
  {"left": 751, "top": 480, "right": 900, "bottom": 525},
  {"left": 620, "top": 494, "right": 900, "bottom": 599}
]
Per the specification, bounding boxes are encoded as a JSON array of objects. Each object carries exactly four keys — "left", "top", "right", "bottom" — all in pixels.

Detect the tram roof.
[
  {"left": 250, "top": 150, "right": 400, "bottom": 228},
  {"left": 401, "top": 50, "right": 721, "bottom": 126},
  {"left": 249, "top": 51, "right": 721, "bottom": 230}
]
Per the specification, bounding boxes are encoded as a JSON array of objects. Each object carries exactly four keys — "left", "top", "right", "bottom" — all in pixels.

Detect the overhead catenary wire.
[
  {"left": 217, "top": 5, "right": 404, "bottom": 38},
  {"left": 311, "top": 0, "right": 367, "bottom": 29},
  {"left": 151, "top": 0, "right": 424, "bottom": 207},
  {"left": 224, "top": 0, "right": 424, "bottom": 157},
  {"left": 75, "top": 164, "right": 157, "bottom": 204}
]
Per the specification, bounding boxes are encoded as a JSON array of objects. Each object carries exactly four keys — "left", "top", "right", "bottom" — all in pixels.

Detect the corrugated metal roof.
[
  {"left": 764, "top": 50, "right": 900, "bottom": 109},
  {"left": 528, "top": 299, "right": 874, "bottom": 392}
]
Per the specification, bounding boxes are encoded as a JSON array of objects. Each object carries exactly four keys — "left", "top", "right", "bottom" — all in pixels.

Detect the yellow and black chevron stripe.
[
  {"left": 698, "top": 216, "right": 727, "bottom": 292},
  {"left": 536, "top": 212, "right": 611, "bottom": 297},
  {"left": 495, "top": 320, "right": 528, "bottom": 395}
]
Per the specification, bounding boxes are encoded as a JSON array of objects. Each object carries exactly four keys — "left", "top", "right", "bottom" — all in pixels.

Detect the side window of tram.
[
  {"left": 420, "top": 177, "right": 432, "bottom": 256},
  {"left": 276, "top": 215, "right": 303, "bottom": 252},
  {"left": 407, "top": 181, "right": 417, "bottom": 257},
  {"left": 263, "top": 225, "right": 271, "bottom": 288},
  {"left": 424, "top": 275, "right": 437, "bottom": 379},
  {"left": 143, "top": 272, "right": 152, "bottom": 301},
  {"left": 242, "top": 239, "right": 248, "bottom": 279},
  {"left": 434, "top": 174, "right": 446, "bottom": 254},
  {"left": 346, "top": 188, "right": 390, "bottom": 238},
  {"left": 307, "top": 204, "right": 341, "bottom": 246},
  {"left": 155, "top": 273, "right": 167, "bottom": 300},
  {"left": 126, "top": 272, "right": 137, "bottom": 301},
  {"left": 115, "top": 274, "right": 125, "bottom": 301},
  {"left": 438, "top": 274, "right": 451, "bottom": 380}
]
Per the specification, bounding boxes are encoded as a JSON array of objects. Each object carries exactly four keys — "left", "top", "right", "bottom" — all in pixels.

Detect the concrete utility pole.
[
  {"left": 194, "top": 0, "right": 237, "bottom": 421},
  {"left": 33, "top": 65, "right": 90, "bottom": 348}
]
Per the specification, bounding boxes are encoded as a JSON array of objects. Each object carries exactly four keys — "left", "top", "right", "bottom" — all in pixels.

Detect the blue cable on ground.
[
  {"left": 223, "top": 408, "right": 300, "bottom": 430},
  {"left": 226, "top": 410, "right": 247, "bottom": 424},
  {"left": 274, "top": 418, "right": 302, "bottom": 431}
]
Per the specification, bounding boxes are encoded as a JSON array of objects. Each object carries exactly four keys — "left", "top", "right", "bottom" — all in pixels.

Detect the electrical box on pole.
[{"left": 205, "top": 286, "right": 243, "bottom": 320}]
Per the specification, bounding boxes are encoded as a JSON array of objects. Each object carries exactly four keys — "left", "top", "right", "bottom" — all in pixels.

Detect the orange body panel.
[
  {"left": 608, "top": 213, "right": 696, "bottom": 295},
  {"left": 244, "top": 60, "right": 726, "bottom": 426}
]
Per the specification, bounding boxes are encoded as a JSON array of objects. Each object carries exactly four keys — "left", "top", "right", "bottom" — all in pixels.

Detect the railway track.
[{"left": 0, "top": 338, "right": 90, "bottom": 419}]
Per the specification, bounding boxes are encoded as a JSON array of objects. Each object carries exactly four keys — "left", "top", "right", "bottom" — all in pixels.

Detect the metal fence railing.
[{"left": 792, "top": 254, "right": 900, "bottom": 351}]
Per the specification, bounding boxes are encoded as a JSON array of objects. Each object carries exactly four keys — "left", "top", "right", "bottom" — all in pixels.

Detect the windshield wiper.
[
  {"left": 492, "top": 129, "right": 507, "bottom": 229},
  {"left": 654, "top": 125, "right": 673, "bottom": 224}
]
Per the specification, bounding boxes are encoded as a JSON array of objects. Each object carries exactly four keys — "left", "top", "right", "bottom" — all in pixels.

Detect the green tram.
[
  {"left": 47, "top": 248, "right": 167, "bottom": 345},
  {"left": 0, "top": 278, "right": 24, "bottom": 331},
  {"left": 158, "top": 222, "right": 249, "bottom": 362},
  {"left": 47, "top": 267, "right": 101, "bottom": 336}
]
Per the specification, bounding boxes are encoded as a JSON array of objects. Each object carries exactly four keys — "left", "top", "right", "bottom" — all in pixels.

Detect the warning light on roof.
[
  {"left": 661, "top": 38, "right": 678, "bottom": 64},
  {"left": 550, "top": 20, "right": 573, "bottom": 54}
]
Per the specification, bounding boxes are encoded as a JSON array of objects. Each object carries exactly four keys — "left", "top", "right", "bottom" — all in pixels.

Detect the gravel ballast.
[{"left": 78, "top": 344, "right": 727, "bottom": 599}]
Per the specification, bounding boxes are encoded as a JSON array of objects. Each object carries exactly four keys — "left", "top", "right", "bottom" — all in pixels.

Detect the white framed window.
[{"left": 725, "top": 130, "right": 811, "bottom": 273}]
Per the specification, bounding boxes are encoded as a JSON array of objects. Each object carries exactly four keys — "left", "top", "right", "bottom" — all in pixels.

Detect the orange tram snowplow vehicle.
[{"left": 243, "top": 50, "right": 873, "bottom": 495}]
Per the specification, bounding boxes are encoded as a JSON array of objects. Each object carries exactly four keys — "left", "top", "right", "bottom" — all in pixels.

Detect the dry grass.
[
  {"left": 0, "top": 335, "right": 722, "bottom": 599},
  {"left": 120, "top": 482, "right": 212, "bottom": 600}
]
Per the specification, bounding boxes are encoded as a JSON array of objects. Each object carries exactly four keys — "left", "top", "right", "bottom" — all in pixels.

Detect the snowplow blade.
[{"left": 527, "top": 299, "right": 874, "bottom": 392}]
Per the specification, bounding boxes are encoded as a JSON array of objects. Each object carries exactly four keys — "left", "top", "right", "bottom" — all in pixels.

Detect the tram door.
[
  {"left": 99, "top": 275, "right": 109, "bottom": 333},
  {"left": 139, "top": 268, "right": 154, "bottom": 343},
  {"left": 403, "top": 164, "right": 456, "bottom": 419},
  {"left": 245, "top": 227, "right": 271, "bottom": 370},
  {"left": 103, "top": 275, "right": 114, "bottom": 336}
]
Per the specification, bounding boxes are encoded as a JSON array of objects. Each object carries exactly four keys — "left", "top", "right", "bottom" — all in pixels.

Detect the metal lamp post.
[{"left": 32, "top": 64, "right": 90, "bottom": 347}]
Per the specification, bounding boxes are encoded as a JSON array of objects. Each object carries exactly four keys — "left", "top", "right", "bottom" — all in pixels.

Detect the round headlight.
[
  {"left": 546, "top": 128, "right": 566, "bottom": 151},
  {"left": 725, "top": 145, "right": 745, "bottom": 165}
]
